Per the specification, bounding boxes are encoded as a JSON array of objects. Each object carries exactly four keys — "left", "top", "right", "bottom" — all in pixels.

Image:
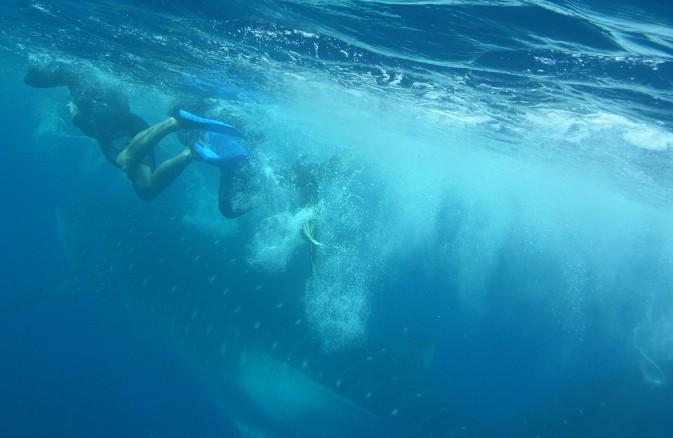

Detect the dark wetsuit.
[{"left": 24, "top": 63, "right": 154, "bottom": 168}]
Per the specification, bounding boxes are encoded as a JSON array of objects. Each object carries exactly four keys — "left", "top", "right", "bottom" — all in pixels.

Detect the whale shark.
[{"left": 51, "top": 191, "right": 470, "bottom": 438}]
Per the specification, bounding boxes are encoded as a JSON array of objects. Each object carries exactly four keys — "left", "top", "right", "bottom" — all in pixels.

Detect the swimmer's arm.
[{"left": 24, "top": 63, "right": 78, "bottom": 88}]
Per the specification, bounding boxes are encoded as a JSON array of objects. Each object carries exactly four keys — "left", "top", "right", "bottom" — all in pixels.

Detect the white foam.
[
  {"left": 526, "top": 109, "right": 673, "bottom": 151},
  {"left": 305, "top": 269, "right": 370, "bottom": 352},
  {"left": 247, "top": 206, "right": 317, "bottom": 272}
]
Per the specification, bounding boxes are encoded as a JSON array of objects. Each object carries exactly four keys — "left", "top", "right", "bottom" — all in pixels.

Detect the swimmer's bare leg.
[
  {"left": 117, "top": 117, "right": 195, "bottom": 200},
  {"left": 116, "top": 117, "right": 181, "bottom": 169},
  {"left": 147, "top": 149, "right": 193, "bottom": 197},
  {"left": 126, "top": 148, "right": 192, "bottom": 201}
]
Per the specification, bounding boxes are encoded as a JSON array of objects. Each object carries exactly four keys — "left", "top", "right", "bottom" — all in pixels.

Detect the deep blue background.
[
  {"left": 1, "top": 0, "right": 673, "bottom": 436},
  {"left": 0, "top": 62, "right": 238, "bottom": 437},
  {"left": 0, "top": 294, "right": 239, "bottom": 437}
]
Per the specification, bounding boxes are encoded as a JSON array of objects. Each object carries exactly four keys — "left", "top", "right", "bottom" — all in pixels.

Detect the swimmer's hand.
[{"left": 67, "top": 102, "right": 79, "bottom": 117}]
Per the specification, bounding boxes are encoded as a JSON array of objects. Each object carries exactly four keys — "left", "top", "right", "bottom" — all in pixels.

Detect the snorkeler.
[
  {"left": 24, "top": 62, "right": 241, "bottom": 201},
  {"left": 26, "top": 61, "right": 327, "bottom": 253}
]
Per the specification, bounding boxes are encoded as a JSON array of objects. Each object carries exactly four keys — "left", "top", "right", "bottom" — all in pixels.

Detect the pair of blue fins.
[
  {"left": 178, "top": 109, "right": 323, "bottom": 247},
  {"left": 175, "top": 109, "right": 248, "bottom": 167}
]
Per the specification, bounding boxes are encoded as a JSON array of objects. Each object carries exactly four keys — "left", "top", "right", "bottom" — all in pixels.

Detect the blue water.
[{"left": 1, "top": 1, "right": 673, "bottom": 436}]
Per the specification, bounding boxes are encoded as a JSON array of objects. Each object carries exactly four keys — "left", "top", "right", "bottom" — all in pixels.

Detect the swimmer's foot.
[
  {"left": 181, "top": 147, "right": 196, "bottom": 161},
  {"left": 187, "top": 139, "right": 214, "bottom": 163},
  {"left": 173, "top": 108, "right": 244, "bottom": 138},
  {"left": 186, "top": 131, "right": 248, "bottom": 167}
]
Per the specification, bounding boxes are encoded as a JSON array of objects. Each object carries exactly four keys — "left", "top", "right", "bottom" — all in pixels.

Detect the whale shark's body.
[{"left": 54, "top": 203, "right": 466, "bottom": 438}]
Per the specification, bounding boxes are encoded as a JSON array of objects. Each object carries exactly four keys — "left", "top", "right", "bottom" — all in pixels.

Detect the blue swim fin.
[
  {"left": 175, "top": 109, "right": 244, "bottom": 138},
  {"left": 191, "top": 131, "right": 248, "bottom": 168}
]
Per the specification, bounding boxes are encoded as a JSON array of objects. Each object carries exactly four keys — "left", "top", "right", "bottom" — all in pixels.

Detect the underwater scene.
[{"left": 1, "top": 1, "right": 672, "bottom": 436}]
